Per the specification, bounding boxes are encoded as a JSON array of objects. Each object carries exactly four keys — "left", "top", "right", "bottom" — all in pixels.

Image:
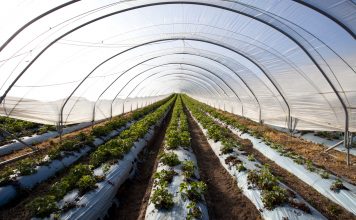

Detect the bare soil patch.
[
  {"left": 185, "top": 108, "right": 261, "bottom": 220},
  {"left": 219, "top": 110, "right": 356, "bottom": 184},
  {"left": 107, "top": 110, "right": 172, "bottom": 220}
]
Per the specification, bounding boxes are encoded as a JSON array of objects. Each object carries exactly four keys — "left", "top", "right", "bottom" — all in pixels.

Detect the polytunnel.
[{"left": 0, "top": 1, "right": 355, "bottom": 220}]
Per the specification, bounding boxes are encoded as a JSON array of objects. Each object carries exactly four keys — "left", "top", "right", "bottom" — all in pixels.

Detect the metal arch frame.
[
  {"left": 0, "top": 0, "right": 81, "bottom": 53},
  {"left": 138, "top": 78, "right": 208, "bottom": 100},
  {"left": 107, "top": 61, "right": 243, "bottom": 114},
  {"left": 0, "top": 2, "right": 301, "bottom": 132},
  {"left": 87, "top": 53, "right": 233, "bottom": 118},
  {"left": 87, "top": 54, "right": 244, "bottom": 121},
  {"left": 112, "top": 51, "right": 262, "bottom": 121},
  {"left": 135, "top": 75, "right": 217, "bottom": 98},
  {"left": 62, "top": 42, "right": 288, "bottom": 125},
  {"left": 292, "top": 0, "right": 355, "bottom": 39},
  {"left": 115, "top": 69, "right": 241, "bottom": 118},
  {"left": 58, "top": 37, "right": 285, "bottom": 127},
  {"left": 112, "top": 77, "right": 212, "bottom": 116},
  {"left": 0, "top": 1, "right": 349, "bottom": 163},
  {"left": 137, "top": 77, "right": 214, "bottom": 98},
  {"left": 93, "top": 68, "right": 227, "bottom": 121},
  {"left": 88, "top": 64, "right": 229, "bottom": 123},
  {"left": 107, "top": 68, "right": 233, "bottom": 120},
  {"left": 109, "top": 73, "right": 222, "bottom": 118},
  {"left": 124, "top": 72, "right": 225, "bottom": 103}
]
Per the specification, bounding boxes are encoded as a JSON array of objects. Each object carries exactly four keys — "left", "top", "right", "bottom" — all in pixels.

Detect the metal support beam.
[
  {"left": 324, "top": 140, "right": 344, "bottom": 153},
  {"left": 2, "top": 1, "right": 347, "bottom": 137},
  {"left": 114, "top": 73, "right": 222, "bottom": 119}
]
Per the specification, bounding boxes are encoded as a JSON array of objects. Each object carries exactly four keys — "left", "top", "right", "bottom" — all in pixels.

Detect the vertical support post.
[
  {"left": 258, "top": 107, "right": 262, "bottom": 124},
  {"left": 91, "top": 104, "right": 95, "bottom": 129},
  {"left": 57, "top": 121, "right": 63, "bottom": 142},
  {"left": 345, "top": 131, "right": 352, "bottom": 166}
]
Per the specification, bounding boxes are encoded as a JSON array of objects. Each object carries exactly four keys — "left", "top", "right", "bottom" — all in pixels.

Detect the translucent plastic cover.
[{"left": 0, "top": 0, "right": 355, "bottom": 132}]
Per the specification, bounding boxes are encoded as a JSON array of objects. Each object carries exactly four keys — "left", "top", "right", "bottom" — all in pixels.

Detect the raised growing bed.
[
  {"left": 24, "top": 96, "right": 175, "bottom": 219},
  {"left": 183, "top": 96, "right": 326, "bottom": 220},
  {"left": 0, "top": 96, "right": 173, "bottom": 207},
  {"left": 198, "top": 101, "right": 356, "bottom": 215},
  {"left": 145, "top": 96, "right": 208, "bottom": 220}
]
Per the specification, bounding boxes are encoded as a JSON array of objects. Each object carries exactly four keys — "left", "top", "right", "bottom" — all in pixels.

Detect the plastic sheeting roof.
[{"left": 0, "top": 0, "right": 355, "bottom": 132}]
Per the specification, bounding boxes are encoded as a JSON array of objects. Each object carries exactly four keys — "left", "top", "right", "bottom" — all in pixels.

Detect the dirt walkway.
[
  {"left": 185, "top": 107, "right": 261, "bottom": 220},
  {"left": 107, "top": 110, "right": 172, "bottom": 220}
]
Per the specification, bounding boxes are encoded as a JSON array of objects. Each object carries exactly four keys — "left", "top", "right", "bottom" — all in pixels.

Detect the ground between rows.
[
  {"left": 185, "top": 106, "right": 261, "bottom": 220},
  {"left": 107, "top": 109, "right": 172, "bottom": 220}
]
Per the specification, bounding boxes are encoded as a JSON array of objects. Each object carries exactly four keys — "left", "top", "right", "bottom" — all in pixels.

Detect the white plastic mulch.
[
  {"left": 57, "top": 109, "right": 170, "bottom": 220},
  {"left": 219, "top": 119, "right": 356, "bottom": 215},
  {"left": 145, "top": 147, "right": 209, "bottom": 220},
  {"left": 190, "top": 113, "right": 326, "bottom": 220},
  {"left": 0, "top": 122, "right": 94, "bottom": 156},
  {"left": 0, "top": 122, "right": 132, "bottom": 207},
  {"left": 269, "top": 125, "right": 356, "bottom": 156}
]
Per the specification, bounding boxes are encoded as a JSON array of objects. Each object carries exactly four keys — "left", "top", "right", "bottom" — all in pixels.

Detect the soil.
[
  {"left": 107, "top": 108, "right": 172, "bottom": 220},
  {"left": 185, "top": 107, "right": 262, "bottom": 220},
  {"left": 218, "top": 110, "right": 356, "bottom": 184},
  {"left": 0, "top": 162, "right": 77, "bottom": 220},
  {"left": 211, "top": 116, "right": 356, "bottom": 219},
  {"left": 241, "top": 138, "right": 356, "bottom": 219},
  {"left": 0, "top": 112, "right": 132, "bottom": 170}
]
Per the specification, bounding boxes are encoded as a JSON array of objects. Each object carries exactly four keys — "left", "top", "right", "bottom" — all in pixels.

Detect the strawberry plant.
[
  {"left": 159, "top": 152, "right": 181, "bottom": 167},
  {"left": 180, "top": 181, "right": 207, "bottom": 202},
  {"left": 154, "top": 169, "right": 177, "bottom": 183},
  {"left": 151, "top": 182, "right": 174, "bottom": 209},
  {"left": 182, "top": 160, "right": 195, "bottom": 179},
  {"left": 187, "top": 201, "right": 202, "bottom": 220},
  {"left": 330, "top": 179, "right": 346, "bottom": 192},
  {"left": 26, "top": 195, "right": 59, "bottom": 218}
]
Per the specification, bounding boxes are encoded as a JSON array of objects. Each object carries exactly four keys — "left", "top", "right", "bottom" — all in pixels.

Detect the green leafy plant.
[
  {"left": 151, "top": 183, "right": 174, "bottom": 209},
  {"left": 330, "top": 179, "right": 346, "bottom": 192},
  {"left": 247, "top": 154, "right": 255, "bottom": 161},
  {"left": 261, "top": 186, "right": 288, "bottom": 210},
  {"left": 154, "top": 169, "right": 177, "bottom": 183},
  {"left": 182, "top": 160, "right": 195, "bottom": 179},
  {"left": 247, "top": 166, "right": 288, "bottom": 210},
  {"left": 180, "top": 131, "right": 191, "bottom": 148},
  {"left": 180, "top": 181, "right": 207, "bottom": 202},
  {"left": 320, "top": 171, "right": 329, "bottom": 179},
  {"left": 92, "top": 126, "right": 111, "bottom": 137},
  {"left": 186, "top": 201, "right": 202, "bottom": 220},
  {"left": 0, "top": 167, "right": 15, "bottom": 186},
  {"left": 17, "top": 158, "right": 37, "bottom": 176},
  {"left": 159, "top": 152, "right": 181, "bottom": 167},
  {"left": 236, "top": 163, "right": 247, "bottom": 172},
  {"left": 77, "top": 175, "right": 97, "bottom": 195},
  {"left": 221, "top": 138, "right": 239, "bottom": 154},
  {"left": 166, "top": 130, "right": 180, "bottom": 149},
  {"left": 26, "top": 195, "right": 59, "bottom": 218},
  {"left": 306, "top": 160, "right": 316, "bottom": 172}
]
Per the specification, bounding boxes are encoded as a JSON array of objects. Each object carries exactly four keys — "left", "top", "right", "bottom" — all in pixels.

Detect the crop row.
[
  {"left": 146, "top": 96, "right": 208, "bottom": 220},
  {"left": 24, "top": 95, "right": 176, "bottom": 218},
  {"left": 182, "top": 95, "right": 325, "bottom": 219},
  {"left": 0, "top": 95, "right": 174, "bottom": 208},
  {"left": 188, "top": 96, "right": 356, "bottom": 216},
  {"left": 0, "top": 116, "right": 56, "bottom": 146}
]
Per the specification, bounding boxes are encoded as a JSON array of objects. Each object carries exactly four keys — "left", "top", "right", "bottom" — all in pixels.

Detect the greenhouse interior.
[{"left": 0, "top": 1, "right": 355, "bottom": 220}]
